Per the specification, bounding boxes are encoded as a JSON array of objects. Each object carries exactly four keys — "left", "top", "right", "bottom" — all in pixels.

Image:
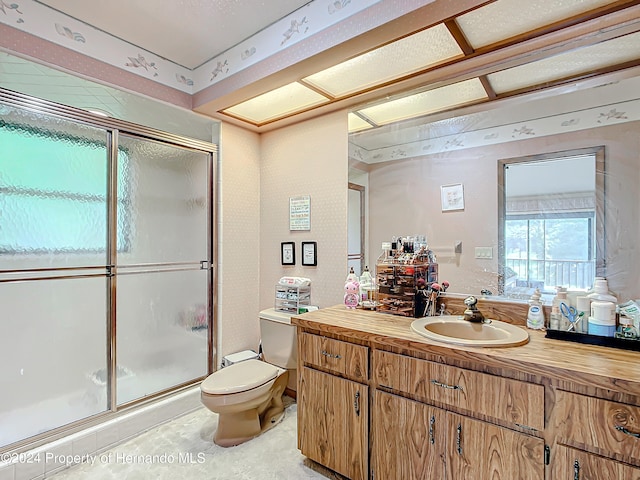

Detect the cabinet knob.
[
  {"left": 573, "top": 459, "right": 580, "bottom": 480},
  {"left": 354, "top": 391, "right": 360, "bottom": 417}
]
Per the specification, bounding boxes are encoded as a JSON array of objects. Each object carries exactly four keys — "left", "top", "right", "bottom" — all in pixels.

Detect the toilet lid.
[{"left": 201, "top": 359, "right": 279, "bottom": 395}]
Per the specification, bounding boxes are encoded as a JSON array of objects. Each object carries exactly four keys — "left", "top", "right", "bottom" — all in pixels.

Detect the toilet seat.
[{"left": 201, "top": 359, "right": 279, "bottom": 395}]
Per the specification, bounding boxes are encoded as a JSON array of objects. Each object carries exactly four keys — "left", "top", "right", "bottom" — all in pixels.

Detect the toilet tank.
[{"left": 259, "top": 308, "right": 297, "bottom": 369}]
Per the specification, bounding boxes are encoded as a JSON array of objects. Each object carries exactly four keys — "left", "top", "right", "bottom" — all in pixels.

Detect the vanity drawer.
[
  {"left": 299, "top": 332, "right": 368, "bottom": 382},
  {"left": 554, "top": 390, "right": 640, "bottom": 462},
  {"left": 373, "top": 350, "right": 544, "bottom": 430}
]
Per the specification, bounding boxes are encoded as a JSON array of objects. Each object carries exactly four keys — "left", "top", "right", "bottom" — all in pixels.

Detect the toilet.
[{"left": 200, "top": 308, "right": 297, "bottom": 447}]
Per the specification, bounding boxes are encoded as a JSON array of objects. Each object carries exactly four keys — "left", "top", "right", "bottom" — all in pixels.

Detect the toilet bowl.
[{"left": 201, "top": 359, "right": 289, "bottom": 447}]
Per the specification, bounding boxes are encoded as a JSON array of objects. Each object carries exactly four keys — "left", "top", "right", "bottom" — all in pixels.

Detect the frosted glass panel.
[
  {"left": 0, "top": 103, "right": 109, "bottom": 267},
  {"left": 116, "top": 269, "right": 208, "bottom": 405},
  {"left": 0, "top": 277, "right": 108, "bottom": 448},
  {"left": 117, "top": 135, "right": 209, "bottom": 265}
]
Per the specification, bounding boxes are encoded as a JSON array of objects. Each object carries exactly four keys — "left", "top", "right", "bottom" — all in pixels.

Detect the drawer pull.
[
  {"left": 431, "top": 379, "right": 463, "bottom": 392},
  {"left": 429, "top": 415, "right": 435, "bottom": 445},
  {"left": 574, "top": 459, "right": 580, "bottom": 480},
  {"left": 321, "top": 350, "right": 342, "bottom": 359},
  {"left": 456, "top": 423, "right": 462, "bottom": 455},
  {"left": 354, "top": 391, "right": 360, "bottom": 417},
  {"left": 615, "top": 425, "right": 640, "bottom": 439}
]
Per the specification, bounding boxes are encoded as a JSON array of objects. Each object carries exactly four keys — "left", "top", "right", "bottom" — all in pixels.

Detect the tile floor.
[{"left": 46, "top": 400, "right": 339, "bottom": 480}]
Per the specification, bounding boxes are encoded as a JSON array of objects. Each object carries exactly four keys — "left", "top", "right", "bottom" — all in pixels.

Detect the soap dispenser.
[{"left": 526, "top": 288, "right": 545, "bottom": 330}]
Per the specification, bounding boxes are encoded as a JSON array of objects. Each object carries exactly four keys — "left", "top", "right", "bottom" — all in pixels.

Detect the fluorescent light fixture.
[
  {"left": 348, "top": 113, "right": 375, "bottom": 133},
  {"left": 456, "top": 0, "right": 618, "bottom": 48},
  {"left": 356, "top": 78, "right": 488, "bottom": 126},
  {"left": 487, "top": 31, "right": 640, "bottom": 94},
  {"left": 222, "top": 82, "right": 330, "bottom": 124},
  {"left": 303, "top": 23, "right": 463, "bottom": 97}
]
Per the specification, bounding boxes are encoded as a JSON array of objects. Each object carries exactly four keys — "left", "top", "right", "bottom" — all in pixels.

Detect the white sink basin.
[{"left": 411, "top": 315, "right": 529, "bottom": 347}]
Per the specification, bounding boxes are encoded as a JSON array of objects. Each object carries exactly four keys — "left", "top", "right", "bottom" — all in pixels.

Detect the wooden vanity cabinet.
[
  {"left": 551, "top": 445, "right": 640, "bottom": 479},
  {"left": 372, "top": 350, "right": 544, "bottom": 480},
  {"left": 297, "top": 333, "right": 369, "bottom": 480},
  {"left": 372, "top": 390, "right": 446, "bottom": 479},
  {"left": 551, "top": 390, "right": 640, "bottom": 478},
  {"left": 293, "top": 306, "right": 640, "bottom": 479}
]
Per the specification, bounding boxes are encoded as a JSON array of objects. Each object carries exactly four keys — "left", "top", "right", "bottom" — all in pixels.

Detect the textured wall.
[
  {"left": 259, "top": 110, "right": 349, "bottom": 310},
  {"left": 218, "top": 122, "right": 261, "bottom": 362}
]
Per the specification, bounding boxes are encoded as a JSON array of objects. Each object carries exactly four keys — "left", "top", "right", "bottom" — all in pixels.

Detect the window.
[
  {"left": 0, "top": 120, "right": 130, "bottom": 254},
  {"left": 505, "top": 213, "right": 595, "bottom": 291},
  {"left": 499, "top": 147, "right": 604, "bottom": 296}
]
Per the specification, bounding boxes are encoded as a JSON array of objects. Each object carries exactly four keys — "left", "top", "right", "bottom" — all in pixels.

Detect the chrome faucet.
[{"left": 463, "top": 296, "right": 485, "bottom": 323}]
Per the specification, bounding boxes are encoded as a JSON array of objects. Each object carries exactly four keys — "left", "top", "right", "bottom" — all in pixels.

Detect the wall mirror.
[
  {"left": 348, "top": 70, "right": 640, "bottom": 303},
  {"left": 498, "top": 147, "right": 604, "bottom": 300}
]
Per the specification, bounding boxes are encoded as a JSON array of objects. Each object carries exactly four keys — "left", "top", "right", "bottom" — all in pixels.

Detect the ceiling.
[
  {"left": 36, "top": 0, "right": 311, "bottom": 69},
  {"left": 2, "top": 0, "right": 640, "bottom": 139}
]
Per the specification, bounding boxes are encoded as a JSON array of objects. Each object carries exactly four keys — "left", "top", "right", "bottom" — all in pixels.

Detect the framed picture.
[
  {"left": 281, "top": 242, "right": 295, "bottom": 265},
  {"left": 441, "top": 183, "right": 465, "bottom": 211},
  {"left": 302, "top": 241, "right": 317, "bottom": 266}
]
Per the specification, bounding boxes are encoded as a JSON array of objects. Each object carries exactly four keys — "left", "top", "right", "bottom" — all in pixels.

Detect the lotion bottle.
[{"left": 526, "top": 288, "right": 545, "bottom": 330}]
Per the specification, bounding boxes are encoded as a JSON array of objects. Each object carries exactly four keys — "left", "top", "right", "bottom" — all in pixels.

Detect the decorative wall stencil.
[
  {"left": 54, "top": 23, "right": 85, "bottom": 43},
  {"left": 444, "top": 138, "right": 463, "bottom": 149},
  {"left": 561, "top": 118, "right": 579, "bottom": 127},
  {"left": 240, "top": 47, "right": 256, "bottom": 61},
  {"left": 512, "top": 126, "right": 535, "bottom": 137},
  {"left": 176, "top": 74, "right": 194, "bottom": 86},
  {"left": 210, "top": 60, "right": 229, "bottom": 80},
  {"left": 328, "top": 0, "right": 351, "bottom": 15},
  {"left": 597, "top": 108, "right": 627, "bottom": 123},
  {"left": 1, "top": 0, "right": 383, "bottom": 94},
  {"left": 348, "top": 97, "right": 640, "bottom": 165},
  {"left": 0, "top": 1, "right": 22, "bottom": 17},
  {"left": 281, "top": 17, "right": 308, "bottom": 46},
  {"left": 125, "top": 54, "right": 157, "bottom": 76}
]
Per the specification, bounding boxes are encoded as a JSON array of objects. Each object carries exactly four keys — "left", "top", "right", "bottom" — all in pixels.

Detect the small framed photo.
[
  {"left": 441, "top": 183, "right": 465, "bottom": 211},
  {"left": 281, "top": 242, "right": 295, "bottom": 265},
  {"left": 302, "top": 241, "right": 317, "bottom": 266}
]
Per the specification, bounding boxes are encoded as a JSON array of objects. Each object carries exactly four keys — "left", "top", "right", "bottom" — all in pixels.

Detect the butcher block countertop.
[{"left": 292, "top": 304, "right": 640, "bottom": 399}]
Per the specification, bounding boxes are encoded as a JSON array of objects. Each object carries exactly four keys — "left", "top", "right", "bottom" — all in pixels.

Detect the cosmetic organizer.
[
  {"left": 275, "top": 284, "right": 311, "bottom": 313},
  {"left": 375, "top": 258, "right": 438, "bottom": 317}
]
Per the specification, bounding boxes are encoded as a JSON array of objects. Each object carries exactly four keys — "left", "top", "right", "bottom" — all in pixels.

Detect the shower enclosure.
[{"left": 0, "top": 90, "right": 216, "bottom": 449}]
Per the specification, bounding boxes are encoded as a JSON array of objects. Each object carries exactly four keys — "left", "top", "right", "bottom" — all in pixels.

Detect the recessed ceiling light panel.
[
  {"left": 357, "top": 78, "right": 488, "bottom": 125},
  {"left": 487, "top": 31, "right": 640, "bottom": 94},
  {"left": 303, "top": 23, "right": 464, "bottom": 97},
  {"left": 222, "top": 82, "right": 329, "bottom": 124},
  {"left": 456, "top": 0, "right": 618, "bottom": 49}
]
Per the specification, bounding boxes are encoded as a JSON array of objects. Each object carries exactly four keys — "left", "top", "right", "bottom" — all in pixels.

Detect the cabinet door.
[
  {"left": 448, "top": 412, "right": 545, "bottom": 479},
  {"left": 372, "top": 390, "right": 446, "bottom": 480},
  {"left": 552, "top": 444, "right": 640, "bottom": 479},
  {"left": 298, "top": 367, "right": 368, "bottom": 480}
]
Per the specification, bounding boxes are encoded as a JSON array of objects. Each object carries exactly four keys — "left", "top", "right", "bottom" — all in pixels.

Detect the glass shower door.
[
  {"left": 0, "top": 104, "right": 110, "bottom": 447},
  {"left": 115, "top": 134, "right": 210, "bottom": 405}
]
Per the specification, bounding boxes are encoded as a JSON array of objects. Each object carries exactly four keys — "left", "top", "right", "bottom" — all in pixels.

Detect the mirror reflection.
[
  {"left": 348, "top": 70, "right": 640, "bottom": 303},
  {"left": 499, "top": 148, "right": 603, "bottom": 300}
]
